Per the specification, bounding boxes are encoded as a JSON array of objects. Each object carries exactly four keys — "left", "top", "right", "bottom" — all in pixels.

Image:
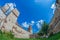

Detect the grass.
[{"left": 0, "top": 31, "right": 60, "bottom": 40}]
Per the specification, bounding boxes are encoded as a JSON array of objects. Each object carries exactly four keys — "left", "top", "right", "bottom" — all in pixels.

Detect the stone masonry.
[
  {"left": 0, "top": 3, "right": 32, "bottom": 38},
  {"left": 48, "top": 0, "right": 60, "bottom": 34}
]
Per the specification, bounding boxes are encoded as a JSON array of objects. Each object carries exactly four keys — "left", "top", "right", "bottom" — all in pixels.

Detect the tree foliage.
[{"left": 38, "top": 22, "right": 49, "bottom": 36}]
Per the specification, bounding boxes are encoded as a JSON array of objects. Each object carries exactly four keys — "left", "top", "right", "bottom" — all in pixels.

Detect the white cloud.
[
  {"left": 30, "top": 21, "right": 35, "bottom": 25},
  {"left": 22, "top": 22, "right": 29, "bottom": 28},
  {"left": 22, "top": 20, "right": 44, "bottom": 29},
  {"left": 38, "top": 20, "right": 44, "bottom": 24},
  {"left": 36, "top": 23, "right": 41, "bottom": 28},
  {"left": 36, "top": 20, "right": 43, "bottom": 29},
  {"left": 31, "top": 21, "right": 35, "bottom": 24},
  {"left": 36, "top": 20, "right": 44, "bottom": 29},
  {"left": 51, "top": 3, "right": 56, "bottom": 14},
  {"left": 51, "top": 3, "right": 56, "bottom": 9}
]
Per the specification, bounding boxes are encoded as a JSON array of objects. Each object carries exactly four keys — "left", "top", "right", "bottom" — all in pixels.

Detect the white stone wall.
[
  {"left": 13, "top": 24, "right": 31, "bottom": 38},
  {"left": 0, "top": 9, "right": 6, "bottom": 29},
  {"left": 0, "top": 3, "right": 31, "bottom": 38},
  {"left": 7, "top": 12, "right": 17, "bottom": 23}
]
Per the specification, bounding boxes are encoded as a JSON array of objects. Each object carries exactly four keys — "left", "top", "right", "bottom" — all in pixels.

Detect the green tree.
[{"left": 38, "top": 22, "right": 49, "bottom": 36}]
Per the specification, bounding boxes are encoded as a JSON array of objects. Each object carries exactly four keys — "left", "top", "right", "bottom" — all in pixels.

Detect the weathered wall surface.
[
  {"left": 49, "top": 0, "right": 60, "bottom": 34},
  {"left": 0, "top": 3, "right": 32, "bottom": 38}
]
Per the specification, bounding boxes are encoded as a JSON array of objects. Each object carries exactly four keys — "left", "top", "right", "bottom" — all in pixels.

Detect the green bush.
[
  {"left": 9, "top": 31, "right": 14, "bottom": 38},
  {"left": 6, "top": 31, "right": 14, "bottom": 38}
]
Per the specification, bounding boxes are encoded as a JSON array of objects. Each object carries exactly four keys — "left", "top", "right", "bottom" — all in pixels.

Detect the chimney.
[{"left": 28, "top": 25, "right": 32, "bottom": 33}]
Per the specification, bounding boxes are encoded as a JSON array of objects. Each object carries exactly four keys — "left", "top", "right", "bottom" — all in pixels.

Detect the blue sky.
[{"left": 0, "top": 0, "right": 56, "bottom": 33}]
